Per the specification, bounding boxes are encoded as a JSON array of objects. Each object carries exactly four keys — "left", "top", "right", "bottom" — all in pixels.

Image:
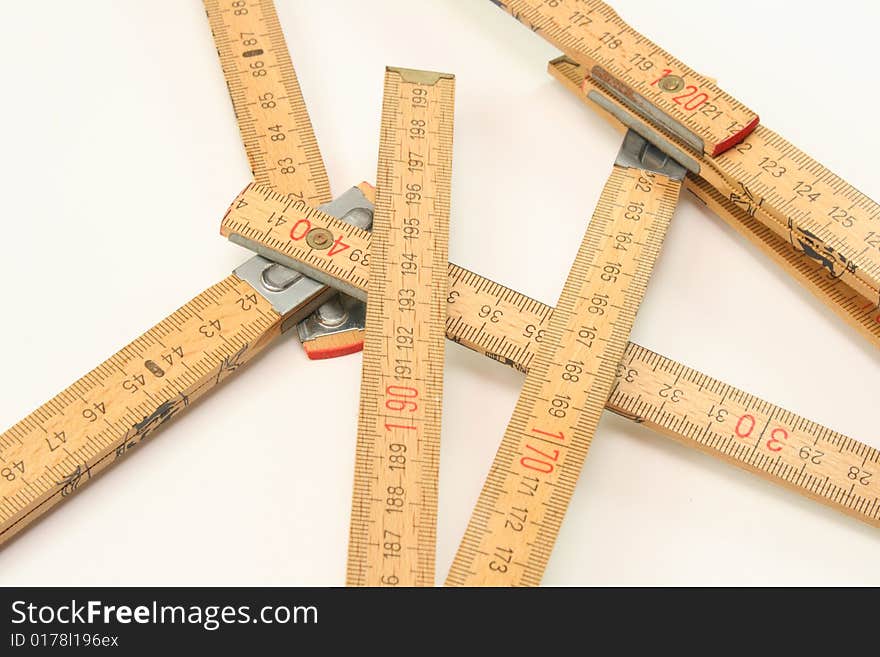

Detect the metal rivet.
[
  {"left": 260, "top": 263, "right": 302, "bottom": 292},
  {"left": 658, "top": 75, "right": 684, "bottom": 93},
  {"left": 306, "top": 227, "right": 333, "bottom": 250},
  {"left": 342, "top": 206, "right": 374, "bottom": 230},
  {"left": 315, "top": 296, "right": 348, "bottom": 328}
]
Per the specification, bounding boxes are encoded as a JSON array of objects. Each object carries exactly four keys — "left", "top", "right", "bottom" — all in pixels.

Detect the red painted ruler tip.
[
  {"left": 713, "top": 115, "right": 760, "bottom": 156},
  {"left": 303, "top": 335, "right": 365, "bottom": 360}
]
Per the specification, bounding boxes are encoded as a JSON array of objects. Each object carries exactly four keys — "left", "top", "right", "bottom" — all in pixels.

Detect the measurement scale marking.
[{"left": 204, "top": 0, "right": 330, "bottom": 204}]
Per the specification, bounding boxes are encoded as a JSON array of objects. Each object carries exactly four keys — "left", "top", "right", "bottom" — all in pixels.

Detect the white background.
[{"left": 1, "top": 0, "right": 879, "bottom": 586}]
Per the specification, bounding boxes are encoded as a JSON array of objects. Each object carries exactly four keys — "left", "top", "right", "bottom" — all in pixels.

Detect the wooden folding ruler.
[{"left": 2, "top": 0, "right": 878, "bottom": 584}]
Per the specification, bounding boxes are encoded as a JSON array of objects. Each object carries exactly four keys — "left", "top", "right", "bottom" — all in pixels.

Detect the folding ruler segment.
[
  {"left": 347, "top": 67, "right": 455, "bottom": 587},
  {"left": 445, "top": 129, "right": 684, "bottom": 585},
  {"left": 204, "top": 0, "right": 330, "bottom": 202}
]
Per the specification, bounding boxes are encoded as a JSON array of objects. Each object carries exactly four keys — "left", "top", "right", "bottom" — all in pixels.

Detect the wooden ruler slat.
[
  {"left": 220, "top": 186, "right": 880, "bottom": 532},
  {"left": 346, "top": 68, "right": 455, "bottom": 587},
  {"left": 447, "top": 144, "right": 682, "bottom": 585},
  {"left": 0, "top": 276, "right": 293, "bottom": 545},
  {"left": 549, "top": 57, "right": 880, "bottom": 349},
  {"left": 492, "top": 0, "right": 758, "bottom": 156},
  {"left": 204, "top": 0, "right": 331, "bottom": 204}
]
